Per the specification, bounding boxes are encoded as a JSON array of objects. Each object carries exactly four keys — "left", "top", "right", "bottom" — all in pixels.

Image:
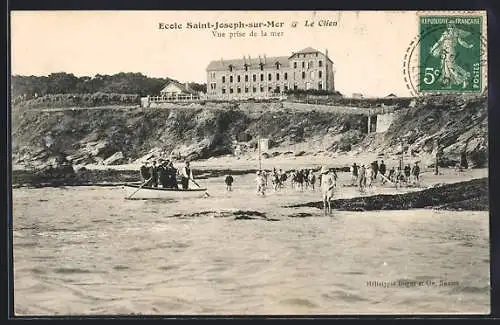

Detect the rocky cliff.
[{"left": 12, "top": 94, "right": 487, "bottom": 170}]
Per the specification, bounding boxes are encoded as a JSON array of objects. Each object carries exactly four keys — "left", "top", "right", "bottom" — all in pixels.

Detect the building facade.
[{"left": 206, "top": 47, "right": 335, "bottom": 100}]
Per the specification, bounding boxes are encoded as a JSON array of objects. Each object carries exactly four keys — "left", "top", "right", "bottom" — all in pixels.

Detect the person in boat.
[
  {"left": 225, "top": 172, "right": 234, "bottom": 191},
  {"left": 166, "top": 161, "right": 179, "bottom": 189},
  {"left": 149, "top": 160, "right": 159, "bottom": 187},
  {"left": 140, "top": 161, "right": 151, "bottom": 183},
  {"left": 158, "top": 159, "right": 168, "bottom": 188},
  {"left": 256, "top": 170, "right": 266, "bottom": 196},
  {"left": 180, "top": 161, "right": 194, "bottom": 190},
  {"left": 320, "top": 166, "right": 336, "bottom": 214}
]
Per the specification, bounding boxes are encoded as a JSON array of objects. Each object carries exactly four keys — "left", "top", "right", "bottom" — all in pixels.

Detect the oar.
[
  {"left": 189, "top": 177, "right": 210, "bottom": 197},
  {"left": 127, "top": 177, "right": 152, "bottom": 199}
]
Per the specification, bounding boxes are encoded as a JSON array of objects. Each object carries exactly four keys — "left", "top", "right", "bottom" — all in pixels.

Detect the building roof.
[
  {"left": 289, "top": 47, "right": 333, "bottom": 63},
  {"left": 207, "top": 56, "right": 290, "bottom": 71},
  {"left": 160, "top": 80, "right": 198, "bottom": 94}
]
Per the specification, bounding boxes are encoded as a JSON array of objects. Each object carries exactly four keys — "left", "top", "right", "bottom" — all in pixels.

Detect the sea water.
[{"left": 12, "top": 174, "right": 490, "bottom": 315}]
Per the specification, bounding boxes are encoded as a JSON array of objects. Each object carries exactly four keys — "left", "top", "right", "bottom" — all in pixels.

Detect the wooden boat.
[{"left": 123, "top": 184, "right": 207, "bottom": 199}]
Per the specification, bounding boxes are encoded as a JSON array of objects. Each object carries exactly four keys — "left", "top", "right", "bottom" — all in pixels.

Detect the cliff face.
[{"left": 11, "top": 95, "right": 488, "bottom": 169}]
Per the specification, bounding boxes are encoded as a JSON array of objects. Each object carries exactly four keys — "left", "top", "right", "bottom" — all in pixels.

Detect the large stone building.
[{"left": 206, "top": 47, "right": 335, "bottom": 100}]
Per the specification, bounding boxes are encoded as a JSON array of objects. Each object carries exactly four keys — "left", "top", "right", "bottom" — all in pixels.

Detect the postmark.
[{"left": 403, "top": 14, "right": 487, "bottom": 96}]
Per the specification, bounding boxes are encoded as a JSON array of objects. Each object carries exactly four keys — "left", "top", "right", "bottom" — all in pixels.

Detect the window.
[
  {"left": 210, "top": 82, "right": 216, "bottom": 90},
  {"left": 245, "top": 87, "right": 248, "bottom": 93},
  {"left": 276, "top": 73, "right": 280, "bottom": 81},
  {"left": 319, "top": 60, "right": 323, "bottom": 67},
  {"left": 260, "top": 86, "right": 264, "bottom": 92},
  {"left": 310, "top": 71, "right": 315, "bottom": 79},
  {"left": 302, "top": 61, "right": 305, "bottom": 68},
  {"left": 244, "top": 64, "right": 248, "bottom": 71},
  {"left": 294, "top": 84, "right": 298, "bottom": 90},
  {"left": 245, "top": 75, "right": 249, "bottom": 82},
  {"left": 230, "top": 88, "right": 234, "bottom": 93},
  {"left": 260, "top": 74, "right": 264, "bottom": 81},
  {"left": 222, "top": 76, "right": 226, "bottom": 83},
  {"left": 229, "top": 65, "right": 233, "bottom": 72},
  {"left": 293, "top": 62, "right": 297, "bottom": 69},
  {"left": 268, "top": 73, "right": 272, "bottom": 81},
  {"left": 253, "top": 74, "right": 256, "bottom": 82},
  {"left": 318, "top": 82, "right": 323, "bottom": 90},
  {"left": 260, "top": 63, "right": 264, "bottom": 71},
  {"left": 316, "top": 53, "right": 318, "bottom": 57},
  {"left": 253, "top": 87, "right": 256, "bottom": 93},
  {"left": 237, "top": 87, "right": 241, "bottom": 93},
  {"left": 309, "top": 61, "right": 313, "bottom": 68},
  {"left": 275, "top": 62, "right": 280, "bottom": 70},
  {"left": 319, "top": 71, "right": 323, "bottom": 78},
  {"left": 268, "top": 86, "right": 272, "bottom": 92},
  {"left": 276, "top": 86, "right": 280, "bottom": 93},
  {"left": 237, "top": 75, "right": 241, "bottom": 82},
  {"left": 230, "top": 76, "right": 233, "bottom": 83},
  {"left": 284, "top": 72, "right": 288, "bottom": 80},
  {"left": 222, "top": 88, "right": 226, "bottom": 94},
  {"left": 302, "top": 71, "right": 306, "bottom": 79},
  {"left": 284, "top": 85, "right": 288, "bottom": 91}
]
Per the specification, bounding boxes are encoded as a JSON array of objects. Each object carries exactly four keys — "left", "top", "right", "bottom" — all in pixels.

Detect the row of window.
[
  {"left": 223, "top": 58, "right": 323, "bottom": 72},
  {"left": 220, "top": 70, "right": 324, "bottom": 84},
  {"left": 219, "top": 81, "right": 324, "bottom": 94},
  {"left": 293, "top": 60, "right": 323, "bottom": 69}
]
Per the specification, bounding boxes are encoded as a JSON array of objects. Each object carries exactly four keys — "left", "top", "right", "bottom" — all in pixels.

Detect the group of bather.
[
  {"left": 350, "top": 160, "right": 421, "bottom": 189},
  {"left": 139, "top": 159, "right": 194, "bottom": 190}
]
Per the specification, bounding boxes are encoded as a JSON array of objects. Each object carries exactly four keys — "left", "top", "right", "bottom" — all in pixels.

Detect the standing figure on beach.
[
  {"left": 350, "top": 163, "right": 359, "bottom": 185},
  {"left": 379, "top": 160, "right": 387, "bottom": 183},
  {"left": 308, "top": 170, "right": 316, "bottom": 191},
  {"left": 430, "top": 23, "right": 474, "bottom": 89},
  {"left": 411, "top": 162, "right": 420, "bottom": 183},
  {"left": 366, "top": 164, "right": 374, "bottom": 188},
  {"left": 272, "top": 170, "right": 281, "bottom": 191},
  {"left": 256, "top": 171, "right": 266, "bottom": 196},
  {"left": 320, "top": 166, "right": 336, "bottom": 215},
  {"left": 180, "top": 161, "right": 194, "bottom": 190},
  {"left": 225, "top": 172, "right": 234, "bottom": 191},
  {"left": 358, "top": 164, "right": 367, "bottom": 191}
]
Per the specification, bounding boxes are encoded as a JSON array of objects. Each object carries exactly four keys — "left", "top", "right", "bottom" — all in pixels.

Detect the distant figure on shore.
[
  {"left": 412, "top": 162, "right": 420, "bottom": 183},
  {"left": 372, "top": 161, "right": 379, "bottom": 180},
  {"left": 366, "top": 164, "right": 373, "bottom": 188},
  {"left": 180, "top": 161, "right": 194, "bottom": 190},
  {"left": 388, "top": 166, "right": 395, "bottom": 182},
  {"left": 379, "top": 160, "right": 387, "bottom": 181},
  {"left": 320, "top": 166, "right": 336, "bottom": 215},
  {"left": 279, "top": 169, "right": 287, "bottom": 188},
  {"left": 225, "top": 172, "right": 234, "bottom": 191},
  {"left": 308, "top": 169, "right": 316, "bottom": 191},
  {"left": 150, "top": 160, "right": 159, "bottom": 187},
  {"left": 256, "top": 171, "right": 266, "bottom": 196},
  {"left": 358, "top": 164, "right": 367, "bottom": 190},
  {"left": 140, "top": 161, "right": 151, "bottom": 183},
  {"left": 350, "top": 163, "right": 359, "bottom": 185},
  {"left": 404, "top": 164, "right": 411, "bottom": 181},
  {"left": 272, "top": 170, "right": 281, "bottom": 191}
]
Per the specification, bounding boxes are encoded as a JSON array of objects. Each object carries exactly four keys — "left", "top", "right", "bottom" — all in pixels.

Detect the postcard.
[{"left": 10, "top": 10, "right": 489, "bottom": 315}]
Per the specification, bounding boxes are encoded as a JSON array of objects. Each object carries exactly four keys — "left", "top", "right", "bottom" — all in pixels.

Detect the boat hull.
[{"left": 123, "top": 184, "right": 207, "bottom": 199}]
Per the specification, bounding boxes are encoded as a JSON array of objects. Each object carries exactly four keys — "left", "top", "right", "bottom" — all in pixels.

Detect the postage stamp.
[
  {"left": 9, "top": 10, "right": 489, "bottom": 317},
  {"left": 418, "top": 16, "right": 483, "bottom": 93}
]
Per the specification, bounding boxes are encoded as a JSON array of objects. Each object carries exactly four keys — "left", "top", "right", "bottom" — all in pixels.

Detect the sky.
[{"left": 10, "top": 10, "right": 487, "bottom": 97}]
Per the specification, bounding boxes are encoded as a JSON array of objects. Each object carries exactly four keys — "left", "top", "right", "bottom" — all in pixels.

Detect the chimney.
[
  {"left": 263, "top": 54, "right": 267, "bottom": 64},
  {"left": 325, "top": 49, "right": 328, "bottom": 59},
  {"left": 185, "top": 82, "right": 190, "bottom": 92}
]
